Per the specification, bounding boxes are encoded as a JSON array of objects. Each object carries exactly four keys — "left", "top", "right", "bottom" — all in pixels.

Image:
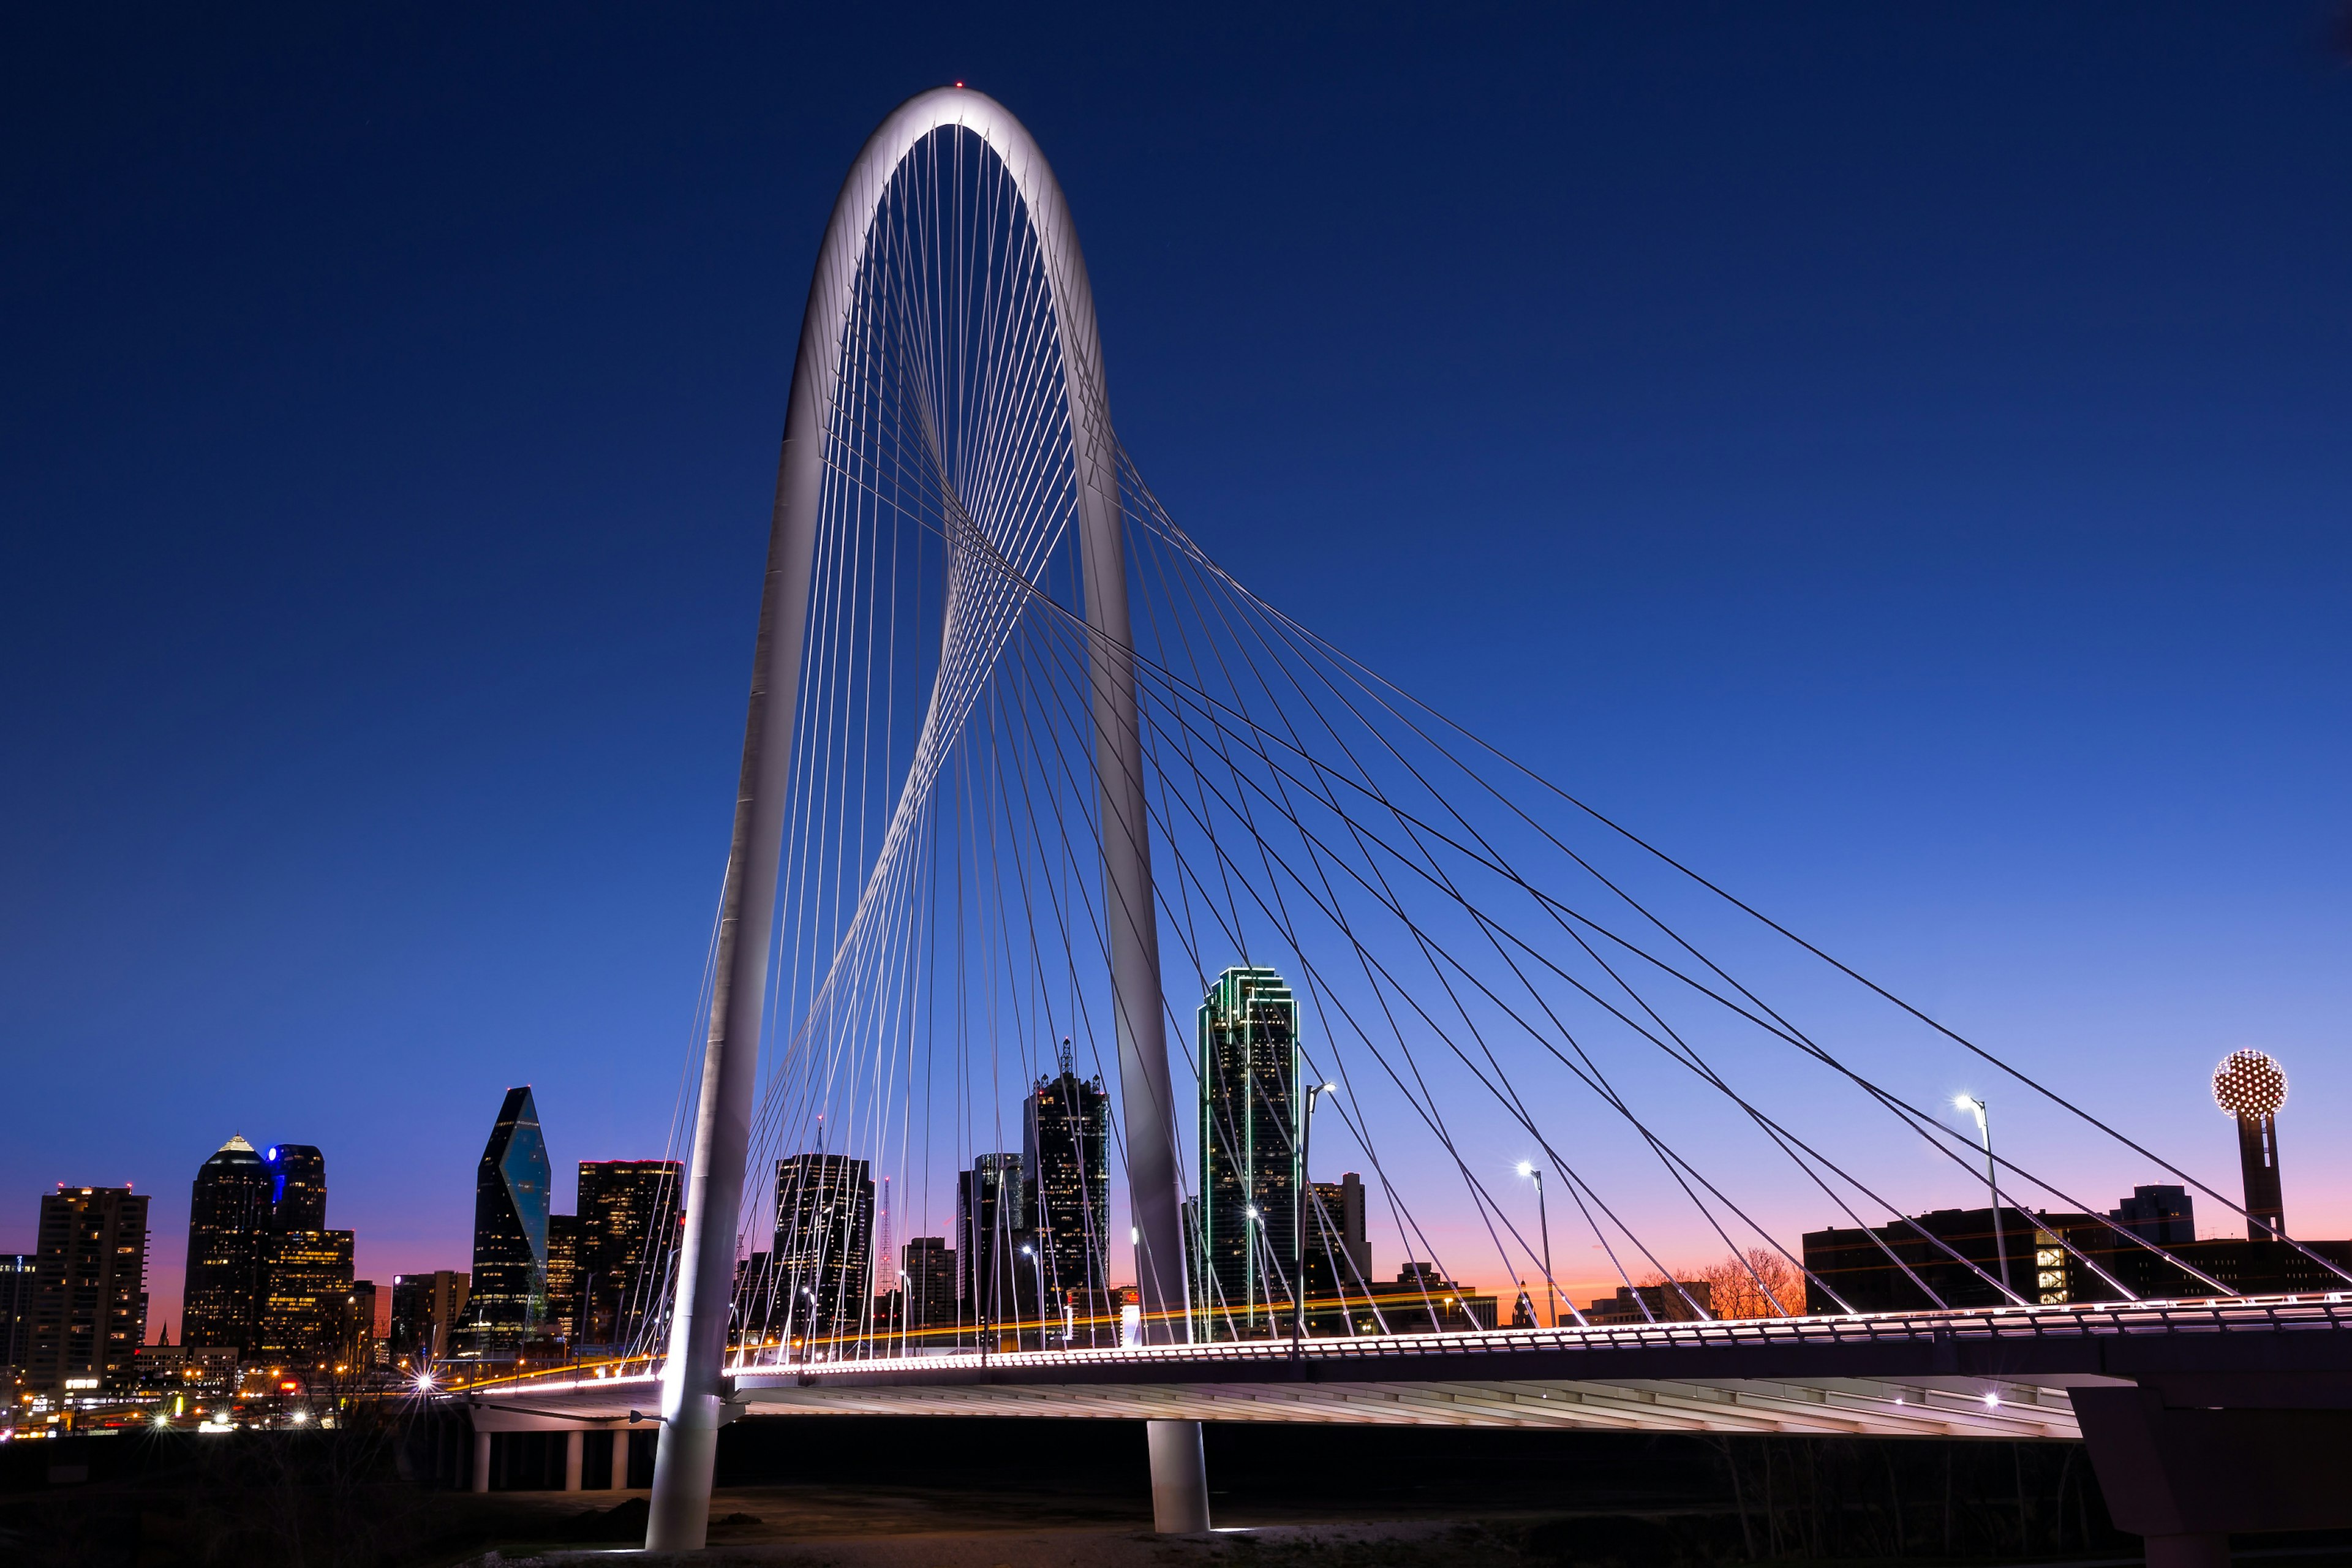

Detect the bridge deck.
[{"left": 461, "top": 1297, "right": 2352, "bottom": 1441}]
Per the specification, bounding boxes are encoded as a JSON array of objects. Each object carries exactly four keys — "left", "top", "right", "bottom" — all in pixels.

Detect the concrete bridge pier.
[
  {"left": 466, "top": 1406, "right": 637, "bottom": 1494},
  {"left": 2073, "top": 1381, "right": 2352, "bottom": 1566},
  {"left": 1147, "top": 1419, "right": 1210, "bottom": 1532}
]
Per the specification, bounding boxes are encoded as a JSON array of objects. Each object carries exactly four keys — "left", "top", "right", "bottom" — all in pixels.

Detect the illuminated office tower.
[
  {"left": 1196, "top": 966, "right": 1301, "bottom": 1336},
  {"left": 1025, "top": 1044, "right": 1109, "bottom": 1304},
  {"left": 2213, "top": 1050, "right": 2289, "bottom": 1239},
  {"left": 264, "top": 1144, "right": 327, "bottom": 1230},
  {"left": 182, "top": 1134, "right": 273, "bottom": 1354},
  {"left": 544, "top": 1213, "right": 581, "bottom": 1343},
  {"left": 577, "top": 1160, "right": 682, "bottom": 1350},
  {"left": 254, "top": 1227, "right": 355, "bottom": 1369},
  {"left": 27, "top": 1185, "right": 149, "bottom": 1394},
  {"left": 471, "top": 1087, "right": 551, "bottom": 1346},
  {"left": 772, "top": 1153, "right": 875, "bottom": 1344}
]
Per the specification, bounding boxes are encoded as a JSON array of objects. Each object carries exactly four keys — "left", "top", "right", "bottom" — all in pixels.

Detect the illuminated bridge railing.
[
  {"left": 754, "top": 1294, "right": 2352, "bottom": 1379},
  {"left": 464, "top": 1295, "right": 2352, "bottom": 1404}
]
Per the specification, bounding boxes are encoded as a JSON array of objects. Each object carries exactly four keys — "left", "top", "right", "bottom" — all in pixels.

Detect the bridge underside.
[{"left": 726, "top": 1373, "right": 2084, "bottom": 1439}]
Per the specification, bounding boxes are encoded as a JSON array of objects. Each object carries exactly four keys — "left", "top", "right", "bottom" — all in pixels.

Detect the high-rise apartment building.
[
  {"left": 545, "top": 1213, "right": 581, "bottom": 1343},
  {"left": 1, "top": 1253, "right": 34, "bottom": 1378},
  {"left": 772, "top": 1154, "right": 874, "bottom": 1343},
  {"left": 956, "top": 1153, "right": 1027, "bottom": 1329},
  {"left": 387, "top": 1270, "right": 469, "bottom": 1366},
  {"left": 1196, "top": 966, "right": 1301, "bottom": 1336},
  {"left": 183, "top": 1134, "right": 273, "bottom": 1355},
  {"left": 1025, "top": 1052, "right": 1109, "bottom": 1303},
  {"left": 577, "top": 1160, "right": 682, "bottom": 1350},
  {"left": 27, "top": 1185, "right": 150, "bottom": 1393},
  {"left": 471, "top": 1087, "right": 551, "bottom": 1346}
]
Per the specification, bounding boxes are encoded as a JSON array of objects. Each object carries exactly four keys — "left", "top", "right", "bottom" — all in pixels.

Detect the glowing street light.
[
  {"left": 1517, "top": 1162, "right": 1555, "bottom": 1329},
  {"left": 1953, "top": 1096, "right": 2012, "bottom": 1299},
  {"left": 1294, "top": 1083, "right": 1336, "bottom": 1362}
]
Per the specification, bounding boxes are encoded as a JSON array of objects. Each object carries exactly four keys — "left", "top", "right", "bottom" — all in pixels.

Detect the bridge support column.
[
  {"left": 611, "top": 1428, "right": 631, "bottom": 1490},
  {"left": 1147, "top": 1419, "right": 1210, "bottom": 1534},
  {"left": 471, "top": 1430, "right": 491, "bottom": 1493},
  {"left": 563, "top": 1429, "right": 582, "bottom": 1491},
  {"left": 2144, "top": 1536, "right": 2230, "bottom": 1568},
  {"left": 2073, "top": 1383, "right": 2352, "bottom": 1566}
]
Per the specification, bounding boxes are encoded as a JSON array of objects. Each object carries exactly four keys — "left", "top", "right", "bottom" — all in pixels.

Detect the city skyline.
[{"left": 6, "top": 8, "right": 2350, "bottom": 1332}]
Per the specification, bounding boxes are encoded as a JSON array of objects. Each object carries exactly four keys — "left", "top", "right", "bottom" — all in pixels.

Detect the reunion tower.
[{"left": 2212, "top": 1049, "right": 2288, "bottom": 1240}]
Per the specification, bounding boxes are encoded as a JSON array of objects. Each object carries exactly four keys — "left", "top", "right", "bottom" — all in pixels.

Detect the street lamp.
[
  {"left": 1953, "top": 1096, "right": 2013, "bottom": 1300},
  {"left": 1020, "top": 1244, "right": 1047, "bottom": 1352},
  {"left": 1244, "top": 1207, "right": 1261, "bottom": 1335},
  {"left": 1294, "top": 1084, "right": 1336, "bottom": 1360},
  {"left": 1517, "top": 1162, "right": 1555, "bottom": 1329},
  {"left": 897, "top": 1270, "right": 910, "bottom": 1359}
]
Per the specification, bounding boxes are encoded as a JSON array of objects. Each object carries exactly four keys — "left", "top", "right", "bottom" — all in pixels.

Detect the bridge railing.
[
  {"left": 463, "top": 1293, "right": 2352, "bottom": 1396},
  {"left": 728, "top": 1293, "right": 2352, "bottom": 1381}
]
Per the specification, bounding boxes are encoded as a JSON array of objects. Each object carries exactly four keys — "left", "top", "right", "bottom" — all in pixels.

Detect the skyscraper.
[
  {"left": 1, "top": 1253, "right": 34, "bottom": 1379},
  {"left": 956, "top": 1153, "right": 1026, "bottom": 1330},
  {"left": 264, "top": 1144, "right": 328, "bottom": 1230},
  {"left": 182, "top": 1134, "right": 273, "bottom": 1354},
  {"left": 577, "top": 1159, "right": 682, "bottom": 1350},
  {"left": 471, "top": 1086, "right": 551, "bottom": 1346},
  {"left": 254, "top": 1143, "right": 355, "bottom": 1370},
  {"left": 1025, "top": 1047, "right": 1110, "bottom": 1305},
  {"left": 388, "top": 1270, "right": 468, "bottom": 1366},
  {"left": 27, "top": 1185, "right": 150, "bottom": 1393},
  {"left": 1196, "top": 966, "right": 1301, "bottom": 1336},
  {"left": 900, "top": 1237, "right": 956, "bottom": 1333},
  {"left": 772, "top": 1154, "right": 874, "bottom": 1344},
  {"left": 545, "top": 1213, "right": 581, "bottom": 1343},
  {"left": 257, "top": 1228, "right": 355, "bottom": 1370},
  {"left": 1305, "top": 1172, "right": 1371, "bottom": 1307}
]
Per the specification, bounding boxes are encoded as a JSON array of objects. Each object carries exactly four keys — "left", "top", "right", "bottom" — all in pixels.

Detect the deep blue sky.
[{"left": 6, "top": 5, "right": 2348, "bottom": 1323}]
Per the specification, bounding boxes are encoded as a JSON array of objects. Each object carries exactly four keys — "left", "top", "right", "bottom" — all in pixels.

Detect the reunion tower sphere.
[{"left": 2212, "top": 1049, "right": 2288, "bottom": 1120}]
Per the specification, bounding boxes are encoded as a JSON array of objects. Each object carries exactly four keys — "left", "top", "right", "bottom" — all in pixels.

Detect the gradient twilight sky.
[{"left": 5, "top": 6, "right": 2350, "bottom": 1328}]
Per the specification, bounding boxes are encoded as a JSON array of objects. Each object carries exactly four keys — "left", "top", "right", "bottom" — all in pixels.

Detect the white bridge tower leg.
[{"left": 646, "top": 86, "right": 1205, "bottom": 1548}]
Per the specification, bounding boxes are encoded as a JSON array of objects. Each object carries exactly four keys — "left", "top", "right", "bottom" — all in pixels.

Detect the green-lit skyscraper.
[{"left": 1195, "top": 966, "right": 1301, "bottom": 1336}]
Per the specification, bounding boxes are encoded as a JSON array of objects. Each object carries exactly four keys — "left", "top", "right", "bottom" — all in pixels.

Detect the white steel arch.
[{"left": 646, "top": 86, "right": 1199, "bottom": 1548}]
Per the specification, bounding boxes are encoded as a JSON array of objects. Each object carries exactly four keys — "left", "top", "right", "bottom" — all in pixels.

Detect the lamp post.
[
  {"left": 1243, "top": 1207, "right": 1261, "bottom": 1335},
  {"left": 1020, "top": 1244, "right": 1047, "bottom": 1352},
  {"left": 1516, "top": 1162, "right": 1555, "bottom": 1329},
  {"left": 1294, "top": 1084, "right": 1335, "bottom": 1360},
  {"left": 1954, "top": 1096, "right": 2012, "bottom": 1300},
  {"left": 897, "top": 1270, "right": 909, "bottom": 1359}
]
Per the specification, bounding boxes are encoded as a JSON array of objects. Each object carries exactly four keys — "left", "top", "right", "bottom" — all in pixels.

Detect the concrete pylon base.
[
  {"left": 1147, "top": 1418, "right": 1210, "bottom": 1533},
  {"left": 2146, "top": 1534, "right": 2232, "bottom": 1568}
]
